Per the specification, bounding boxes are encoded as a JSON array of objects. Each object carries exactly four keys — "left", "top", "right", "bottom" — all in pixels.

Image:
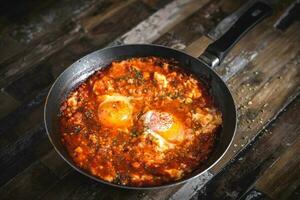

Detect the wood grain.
[
  {"left": 41, "top": 150, "right": 71, "bottom": 179},
  {"left": 0, "top": 0, "right": 115, "bottom": 87},
  {"left": 0, "top": 124, "right": 51, "bottom": 186},
  {"left": 255, "top": 125, "right": 300, "bottom": 199},
  {"left": 0, "top": 0, "right": 172, "bottom": 191},
  {"left": 170, "top": 4, "right": 300, "bottom": 198},
  {"left": 0, "top": 0, "right": 170, "bottom": 120},
  {"left": 153, "top": 0, "right": 224, "bottom": 50},
  {"left": 0, "top": 0, "right": 172, "bottom": 89},
  {"left": 111, "top": 0, "right": 210, "bottom": 45},
  {"left": 196, "top": 94, "right": 300, "bottom": 199},
  {"left": 0, "top": 91, "right": 20, "bottom": 119},
  {"left": 184, "top": 36, "right": 213, "bottom": 56},
  {"left": 238, "top": 188, "right": 273, "bottom": 200},
  {"left": 42, "top": 172, "right": 87, "bottom": 200},
  {"left": 80, "top": 0, "right": 137, "bottom": 32},
  {"left": 0, "top": 0, "right": 100, "bottom": 64},
  {"left": 0, "top": 0, "right": 169, "bottom": 138},
  {"left": 212, "top": 22, "right": 300, "bottom": 171},
  {"left": 0, "top": 0, "right": 299, "bottom": 199},
  {"left": 0, "top": 161, "right": 59, "bottom": 200}
]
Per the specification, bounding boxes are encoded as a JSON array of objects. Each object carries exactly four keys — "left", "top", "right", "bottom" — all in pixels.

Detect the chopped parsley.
[
  {"left": 130, "top": 128, "right": 140, "bottom": 137},
  {"left": 74, "top": 126, "right": 82, "bottom": 133},
  {"left": 113, "top": 173, "right": 122, "bottom": 184},
  {"left": 134, "top": 69, "right": 143, "bottom": 79}
]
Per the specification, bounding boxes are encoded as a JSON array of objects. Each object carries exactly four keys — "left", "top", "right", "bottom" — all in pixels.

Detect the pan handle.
[{"left": 199, "top": 1, "right": 272, "bottom": 67}]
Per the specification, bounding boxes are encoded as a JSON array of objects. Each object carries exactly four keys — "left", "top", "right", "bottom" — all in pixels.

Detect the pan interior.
[{"left": 45, "top": 44, "right": 236, "bottom": 188}]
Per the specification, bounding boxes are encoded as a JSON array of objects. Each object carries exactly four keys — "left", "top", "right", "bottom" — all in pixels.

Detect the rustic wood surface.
[{"left": 0, "top": 0, "right": 299, "bottom": 199}]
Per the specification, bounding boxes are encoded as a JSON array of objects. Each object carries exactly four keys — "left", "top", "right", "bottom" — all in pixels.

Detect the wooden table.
[{"left": 0, "top": 0, "right": 299, "bottom": 199}]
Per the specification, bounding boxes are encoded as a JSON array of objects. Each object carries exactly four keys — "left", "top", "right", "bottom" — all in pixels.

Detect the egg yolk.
[
  {"left": 145, "top": 111, "right": 184, "bottom": 143},
  {"left": 98, "top": 100, "right": 132, "bottom": 128}
]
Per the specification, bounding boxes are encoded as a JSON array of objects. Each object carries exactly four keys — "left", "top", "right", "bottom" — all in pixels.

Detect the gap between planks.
[
  {"left": 211, "top": 22, "right": 300, "bottom": 172},
  {"left": 195, "top": 94, "right": 300, "bottom": 199},
  {"left": 110, "top": 0, "right": 210, "bottom": 45},
  {"left": 173, "top": 11, "right": 300, "bottom": 200},
  {"left": 256, "top": 138, "right": 300, "bottom": 199},
  {"left": 0, "top": 0, "right": 136, "bottom": 89}
]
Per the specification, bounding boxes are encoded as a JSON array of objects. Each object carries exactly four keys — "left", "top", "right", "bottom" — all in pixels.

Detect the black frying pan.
[{"left": 44, "top": 2, "right": 272, "bottom": 189}]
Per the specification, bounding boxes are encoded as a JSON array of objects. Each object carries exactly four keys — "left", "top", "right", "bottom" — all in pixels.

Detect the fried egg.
[
  {"left": 142, "top": 110, "right": 185, "bottom": 150},
  {"left": 98, "top": 94, "right": 133, "bottom": 129}
]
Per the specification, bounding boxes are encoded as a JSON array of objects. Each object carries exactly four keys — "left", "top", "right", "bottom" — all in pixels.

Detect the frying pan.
[{"left": 44, "top": 2, "right": 272, "bottom": 189}]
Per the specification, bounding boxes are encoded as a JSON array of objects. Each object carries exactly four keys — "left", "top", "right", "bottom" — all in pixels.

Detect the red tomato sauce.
[{"left": 59, "top": 57, "right": 222, "bottom": 186}]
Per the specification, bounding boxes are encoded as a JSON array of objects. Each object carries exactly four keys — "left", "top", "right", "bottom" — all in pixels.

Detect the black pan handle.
[{"left": 199, "top": 1, "right": 272, "bottom": 67}]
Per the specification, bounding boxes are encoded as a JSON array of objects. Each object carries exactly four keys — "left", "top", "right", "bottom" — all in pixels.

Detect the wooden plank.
[
  {"left": 80, "top": 0, "right": 137, "bottom": 32},
  {"left": 40, "top": 150, "right": 71, "bottom": 179},
  {"left": 0, "top": 0, "right": 170, "bottom": 118},
  {"left": 0, "top": 0, "right": 171, "bottom": 188},
  {"left": 84, "top": 0, "right": 168, "bottom": 46},
  {"left": 0, "top": 90, "right": 20, "bottom": 120},
  {"left": 167, "top": 6, "right": 300, "bottom": 198},
  {"left": 43, "top": 172, "right": 139, "bottom": 200},
  {"left": 215, "top": 21, "right": 277, "bottom": 82},
  {"left": 0, "top": 0, "right": 219, "bottom": 119},
  {"left": 5, "top": 65, "right": 54, "bottom": 101},
  {"left": 0, "top": 0, "right": 171, "bottom": 151},
  {"left": 211, "top": 22, "right": 300, "bottom": 171},
  {"left": 0, "top": 97, "right": 48, "bottom": 182},
  {"left": 208, "top": 0, "right": 253, "bottom": 40},
  {"left": 184, "top": 36, "right": 213, "bottom": 56},
  {"left": 0, "top": 161, "right": 58, "bottom": 200},
  {"left": 287, "top": 185, "right": 300, "bottom": 200},
  {"left": 274, "top": 0, "right": 300, "bottom": 30},
  {"left": 255, "top": 129, "right": 300, "bottom": 199},
  {"left": 238, "top": 188, "right": 273, "bottom": 200},
  {"left": 169, "top": 171, "right": 213, "bottom": 200},
  {"left": 209, "top": 0, "right": 297, "bottom": 81},
  {"left": 222, "top": 23, "right": 298, "bottom": 83},
  {"left": 0, "top": 0, "right": 133, "bottom": 88},
  {"left": 183, "top": 10, "right": 299, "bottom": 198},
  {"left": 153, "top": 0, "right": 228, "bottom": 50},
  {"left": 110, "top": 0, "right": 211, "bottom": 45},
  {"left": 49, "top": 0, "right": 163, "bottom": 78},
  {"left": 0, "top": 0, "right": 99, "bottom": 63},
  {"left": 0, "top": 88, "right": 48, "bottom": 135},
  {"left": 194, "top": 95, "right": 300, "bottom": 199},
  {"left": 0, "top": 0, "right": 101, "bottom": 61},
  {"left": 42, "top": 171, "right": 88, "bottom": 200},
  {"left": 0, "top": 124, "right": 52, "bottom": 186}
]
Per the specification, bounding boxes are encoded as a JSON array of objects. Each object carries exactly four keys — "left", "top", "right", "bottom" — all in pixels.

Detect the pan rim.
[{"left": 44, "top": 43, "right": 237, "bottom": 190}]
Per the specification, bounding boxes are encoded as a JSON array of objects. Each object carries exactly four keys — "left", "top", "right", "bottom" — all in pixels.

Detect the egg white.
[{"left": 142, "top": 110, "right": 177, "bottom": 151}]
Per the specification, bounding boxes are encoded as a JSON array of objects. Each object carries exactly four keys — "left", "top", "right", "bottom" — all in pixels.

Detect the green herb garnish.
[{"left": 131, "top": 128, "right": 140, "bottom": 137}]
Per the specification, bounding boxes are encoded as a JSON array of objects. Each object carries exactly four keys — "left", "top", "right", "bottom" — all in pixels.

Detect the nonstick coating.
[{"left": 44, "top": 44, "right": 236, "bottom": 189}]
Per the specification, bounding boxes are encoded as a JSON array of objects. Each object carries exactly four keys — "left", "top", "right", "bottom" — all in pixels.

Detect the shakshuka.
[{"left": 59, "top": 57, "right": 222, "bottom": 186}]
